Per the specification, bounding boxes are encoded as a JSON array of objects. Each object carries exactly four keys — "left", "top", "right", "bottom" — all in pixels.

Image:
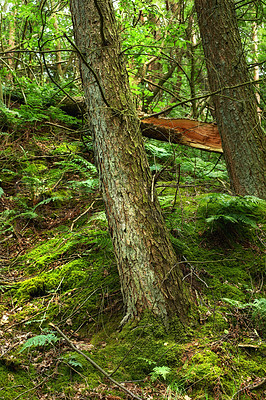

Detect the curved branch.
[{"left": 50, "top": 323, "right": 143, "bottom": 400}]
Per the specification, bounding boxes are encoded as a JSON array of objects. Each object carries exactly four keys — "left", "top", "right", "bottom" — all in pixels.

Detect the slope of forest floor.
[{"left": 0, "top": 102, "right": 265, "bottom": 400}]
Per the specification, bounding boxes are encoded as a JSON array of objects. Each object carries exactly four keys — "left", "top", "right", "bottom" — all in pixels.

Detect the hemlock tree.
[
  {"left": 195, "top": 0, "right": 266, "bottom": 199},
  {"left": 69, "top": 0, "right": 190, "bottom": 324}
]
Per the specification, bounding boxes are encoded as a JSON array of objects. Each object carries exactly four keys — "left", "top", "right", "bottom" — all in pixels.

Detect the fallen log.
[
  {"left": 140, "top": 117, "right": 223, "bottom": 153},
  {"left": 55, "top": 96, "right": 222, "bottom": 153},
  {"left": 55, "top": 97, "right": 223, "bottom": 153}
]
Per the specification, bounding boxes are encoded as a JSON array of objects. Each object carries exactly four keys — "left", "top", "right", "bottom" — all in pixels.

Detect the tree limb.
[
  {"left": 49, "top": 323, "right": 143, "bottom": 400},
  {"left": 147, "top": 78, "right": 264, "bottom": 118}
]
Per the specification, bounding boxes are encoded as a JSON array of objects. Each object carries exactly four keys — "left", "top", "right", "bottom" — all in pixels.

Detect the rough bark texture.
[
  {"left": 69, "top": 0, "right": 189, "bottom": 323},
  {"left": 195, "top": 0, "right": 266, "bottom": 199}
]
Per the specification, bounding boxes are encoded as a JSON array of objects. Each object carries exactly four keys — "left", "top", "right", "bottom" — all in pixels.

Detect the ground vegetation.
[{"left": 0, "top": 0, "right": 265, "bottom": 399}]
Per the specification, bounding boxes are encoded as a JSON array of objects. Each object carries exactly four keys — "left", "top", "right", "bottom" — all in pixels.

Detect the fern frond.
[{"left": 19, "top": 333, "right": 59, "bottom": 352}]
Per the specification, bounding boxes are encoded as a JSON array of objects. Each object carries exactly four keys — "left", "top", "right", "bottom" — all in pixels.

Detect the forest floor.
[{"left": 0, "top": 104, "right": 265, "bottom": 400}]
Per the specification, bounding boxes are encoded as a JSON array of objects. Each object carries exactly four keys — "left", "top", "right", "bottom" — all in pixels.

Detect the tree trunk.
[
  {"left": 69, "top": 0, "right": 189, "bottom": 324},
  {"left": 252, "top": 21, "right": 261, "bottom": 121},
  {"left": 195, "top": 0, "right": 266, "bottom": 199}
]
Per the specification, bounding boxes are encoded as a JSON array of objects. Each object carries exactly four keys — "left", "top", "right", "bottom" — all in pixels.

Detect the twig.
[
  {"left": 0, "top": 234, "right": 13, "bottom": 244},
  {"left": 146, "top": 78, "right": 264, "bottom": 118},
  {"left": 230, "top": 377, "right": 266, "bottom": 399},
  {"left": 45, "top": 121, "right": 77, "bottom": 132},
  {"left": 13, "top": 373, "right": 55, "bottom": 400},
  {"left": 182, "top": 256, "right": 209, "bottom": 288},
  {"left": 50, "top": 323, "right": 143, "bottom": 400},
  {"left": 70, "top": 202, "right": 95, "bottom": 231}
]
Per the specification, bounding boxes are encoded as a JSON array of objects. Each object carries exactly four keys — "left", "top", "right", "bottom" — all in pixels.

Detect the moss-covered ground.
[{"left": 0, "top": 106, "right": 265, "bottom": 400}]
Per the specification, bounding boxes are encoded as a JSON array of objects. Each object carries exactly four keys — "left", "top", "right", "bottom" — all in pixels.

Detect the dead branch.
[{"left": 50, "top": 323, "right": 143, "bottom": 400}]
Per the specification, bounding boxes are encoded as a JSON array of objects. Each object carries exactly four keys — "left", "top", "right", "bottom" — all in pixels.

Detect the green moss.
[
  {"left": 233, "top": 352, "right": 266, "bottom": 375},
  {"left": 16, "top": 276, "right": 50, "bottom": 299},
  {"left": 0, "top": 365, "right": 38, "bottom": 400},
  {"left": 16, "top": 227, "right": 112, "bottom": 274},
  {"left": 1, "top": 127, "right": 265, "bottom": 400}
]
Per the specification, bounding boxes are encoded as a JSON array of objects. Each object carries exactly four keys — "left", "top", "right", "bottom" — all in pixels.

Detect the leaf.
[
  {"left": 150, "top": 366, "right": 171, "bottom": 381},
  {"left": 19, "top": 333, "right": 59, "bottom": 352},
  {"left": 222, "top": 298, "right": 249, "bottom": 309}
]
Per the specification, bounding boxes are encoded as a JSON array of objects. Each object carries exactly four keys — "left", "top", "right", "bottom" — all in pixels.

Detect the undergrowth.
[{"left": 0, "top": 96, "right": 265, "bottom": 400}]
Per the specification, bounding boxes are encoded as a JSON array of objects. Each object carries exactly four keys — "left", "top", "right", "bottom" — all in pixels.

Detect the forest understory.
[{"left": 0, "top": 95, "right": 265, "bottom": 400}]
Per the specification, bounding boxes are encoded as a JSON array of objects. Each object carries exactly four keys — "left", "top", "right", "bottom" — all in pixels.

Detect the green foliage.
[
  {"left": 223, "top": 297, "right": 266, "bottom": 336},
  {"left": 252, "top": 298, "right": 266, "bottom": 321},
  {"left": 0, "top": 2, "right": 265, "bottom": 400},
  {"left": 59, "top": 354, "right": 84, "bottom": 370},
  {"left": 67, "top": 178, "right": 99, "bottom": 193},
  {"left": 45, "top": 106, "right": 81, "bottom": 126},
  {"left": 199, "top": 193, "right": 265, "bottom": 234},
  {"left": 223, "top": 297, "right": 266, "bottom": 319},
  {"left": 0, "top": 208, "right": 39, "bottom": 236},
  {"left": 150, "top": 365, "right": 171, "bottom": 382},
  {"left": 0, "top": 104, "right": 20, "bottom": 125},
  {"left": 19, "top": 331, "right": 59, "bottom": 353},
  {"left": 0, "top": 102, "right": 80, "bottom": 129},
  {"left": 145, "top": 141, "right": 173, "bottom": 161}
]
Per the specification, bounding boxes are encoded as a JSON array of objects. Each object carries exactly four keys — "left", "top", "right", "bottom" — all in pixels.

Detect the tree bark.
[
  {"left": 195, "top": 0, "right": 266, "bottom": 199},
  {"left": 69, "top": 0, "right": 189, "bottom": 324}
]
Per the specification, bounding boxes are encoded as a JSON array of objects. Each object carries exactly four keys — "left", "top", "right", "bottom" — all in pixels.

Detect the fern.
[
  {"left": 223, "top": 297, "right": 266, "bottom": 333},
  {"left": 89, "top": 211, "right": 107, "bottom": 223},
  {"left": 251, "top": 298, "right": 266, "bottom": 320},
  {"left": 0, "top": 104, "right": 20, "bottom": 125},
  {"left": 0, "top": 208, "right": 39, "bottom": 236},
  {"left": 33, "top": 193, "right": 72, "bottom": 210},
  {"left": 55, "top": 155, "right": 97, "bottom": 177},
  {"left": 19, "top": 332, "right": 59, "bottom": 352},
  {"left": 150, "top": 366, "right": 171, "bottom": 382},
  {"left": 67, "top": 178, "right": 99, "bottom": 193},
  {"left": 145, "top": 141, "right": 172, "bottom": 160},
  {"left": 59, "top": 354, "right": 84, "bottom": 370},
  {"left": 222, "top": 298, "right": 249, "bottom": 309},
  {"left": 199, "top": 193, "right": 265, "bottom": 234}
]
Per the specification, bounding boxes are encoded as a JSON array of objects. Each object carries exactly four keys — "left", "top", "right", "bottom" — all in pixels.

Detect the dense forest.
[{"left": 0, "top": 0, "right": 265, "bottom": 399}]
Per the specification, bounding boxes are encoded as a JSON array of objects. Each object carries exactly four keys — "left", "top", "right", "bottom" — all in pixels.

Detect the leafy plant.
[
  {"left": 223, "top": 297, "right": 266, "bottom": 335},
  {"left": 167, "top": 377, "right": 189, "bottom": 397},
  {"left": 67, "top": 178, "right": 99, "bottom": 193},
  {"left": 199, "top": 193, "right": 265, "bottom": 235},
  {"left": 59, "top": 354, "right": 84, "bottom": 370},
  {"left": 0, "top": 104, "right": 20, "bottom": 126},
  {"left": 0, "top": 208, "right": 39, "bottom": 236},
  {"left": 150, "top": 366, "right": 171, "bottom": 382},
  {"left": 19, "top": 331, "right": 59, "bottom": 353},
  {"left": 251, "top": 298, "right": 266, "bottom": 321}
]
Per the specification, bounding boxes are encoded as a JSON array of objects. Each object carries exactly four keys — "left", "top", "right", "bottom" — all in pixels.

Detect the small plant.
[
  {"left": 223, "top": 297, "right": 266, "bottom": 336},
  {"left": 0, "top": 208, "right": 39, "bottom": 236},
  {"left": 199, "top": 193, "right": 264, "bottom": 235},
  {"left": 19, "top": 330, "right": 59, "bottom": 352},
  {"left": 150, "top": 365, "right": 171, "bottom": 382},
  {"left": 166, "top": 378, "right": 189, "bottom": 398},
  {"left": 251, "top": 298, "right": 266, "bottom": 321},
  {"left": 59, "top": 354, "right": 84, "bottom": 370}
]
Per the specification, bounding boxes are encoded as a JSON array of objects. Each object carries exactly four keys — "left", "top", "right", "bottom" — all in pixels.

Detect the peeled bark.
[
  {"left": 69, "top": 0, "right": 189, "bottom": 324},
  {"left": 195, "top": 0, "right": 266, "bottom": 199}
]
